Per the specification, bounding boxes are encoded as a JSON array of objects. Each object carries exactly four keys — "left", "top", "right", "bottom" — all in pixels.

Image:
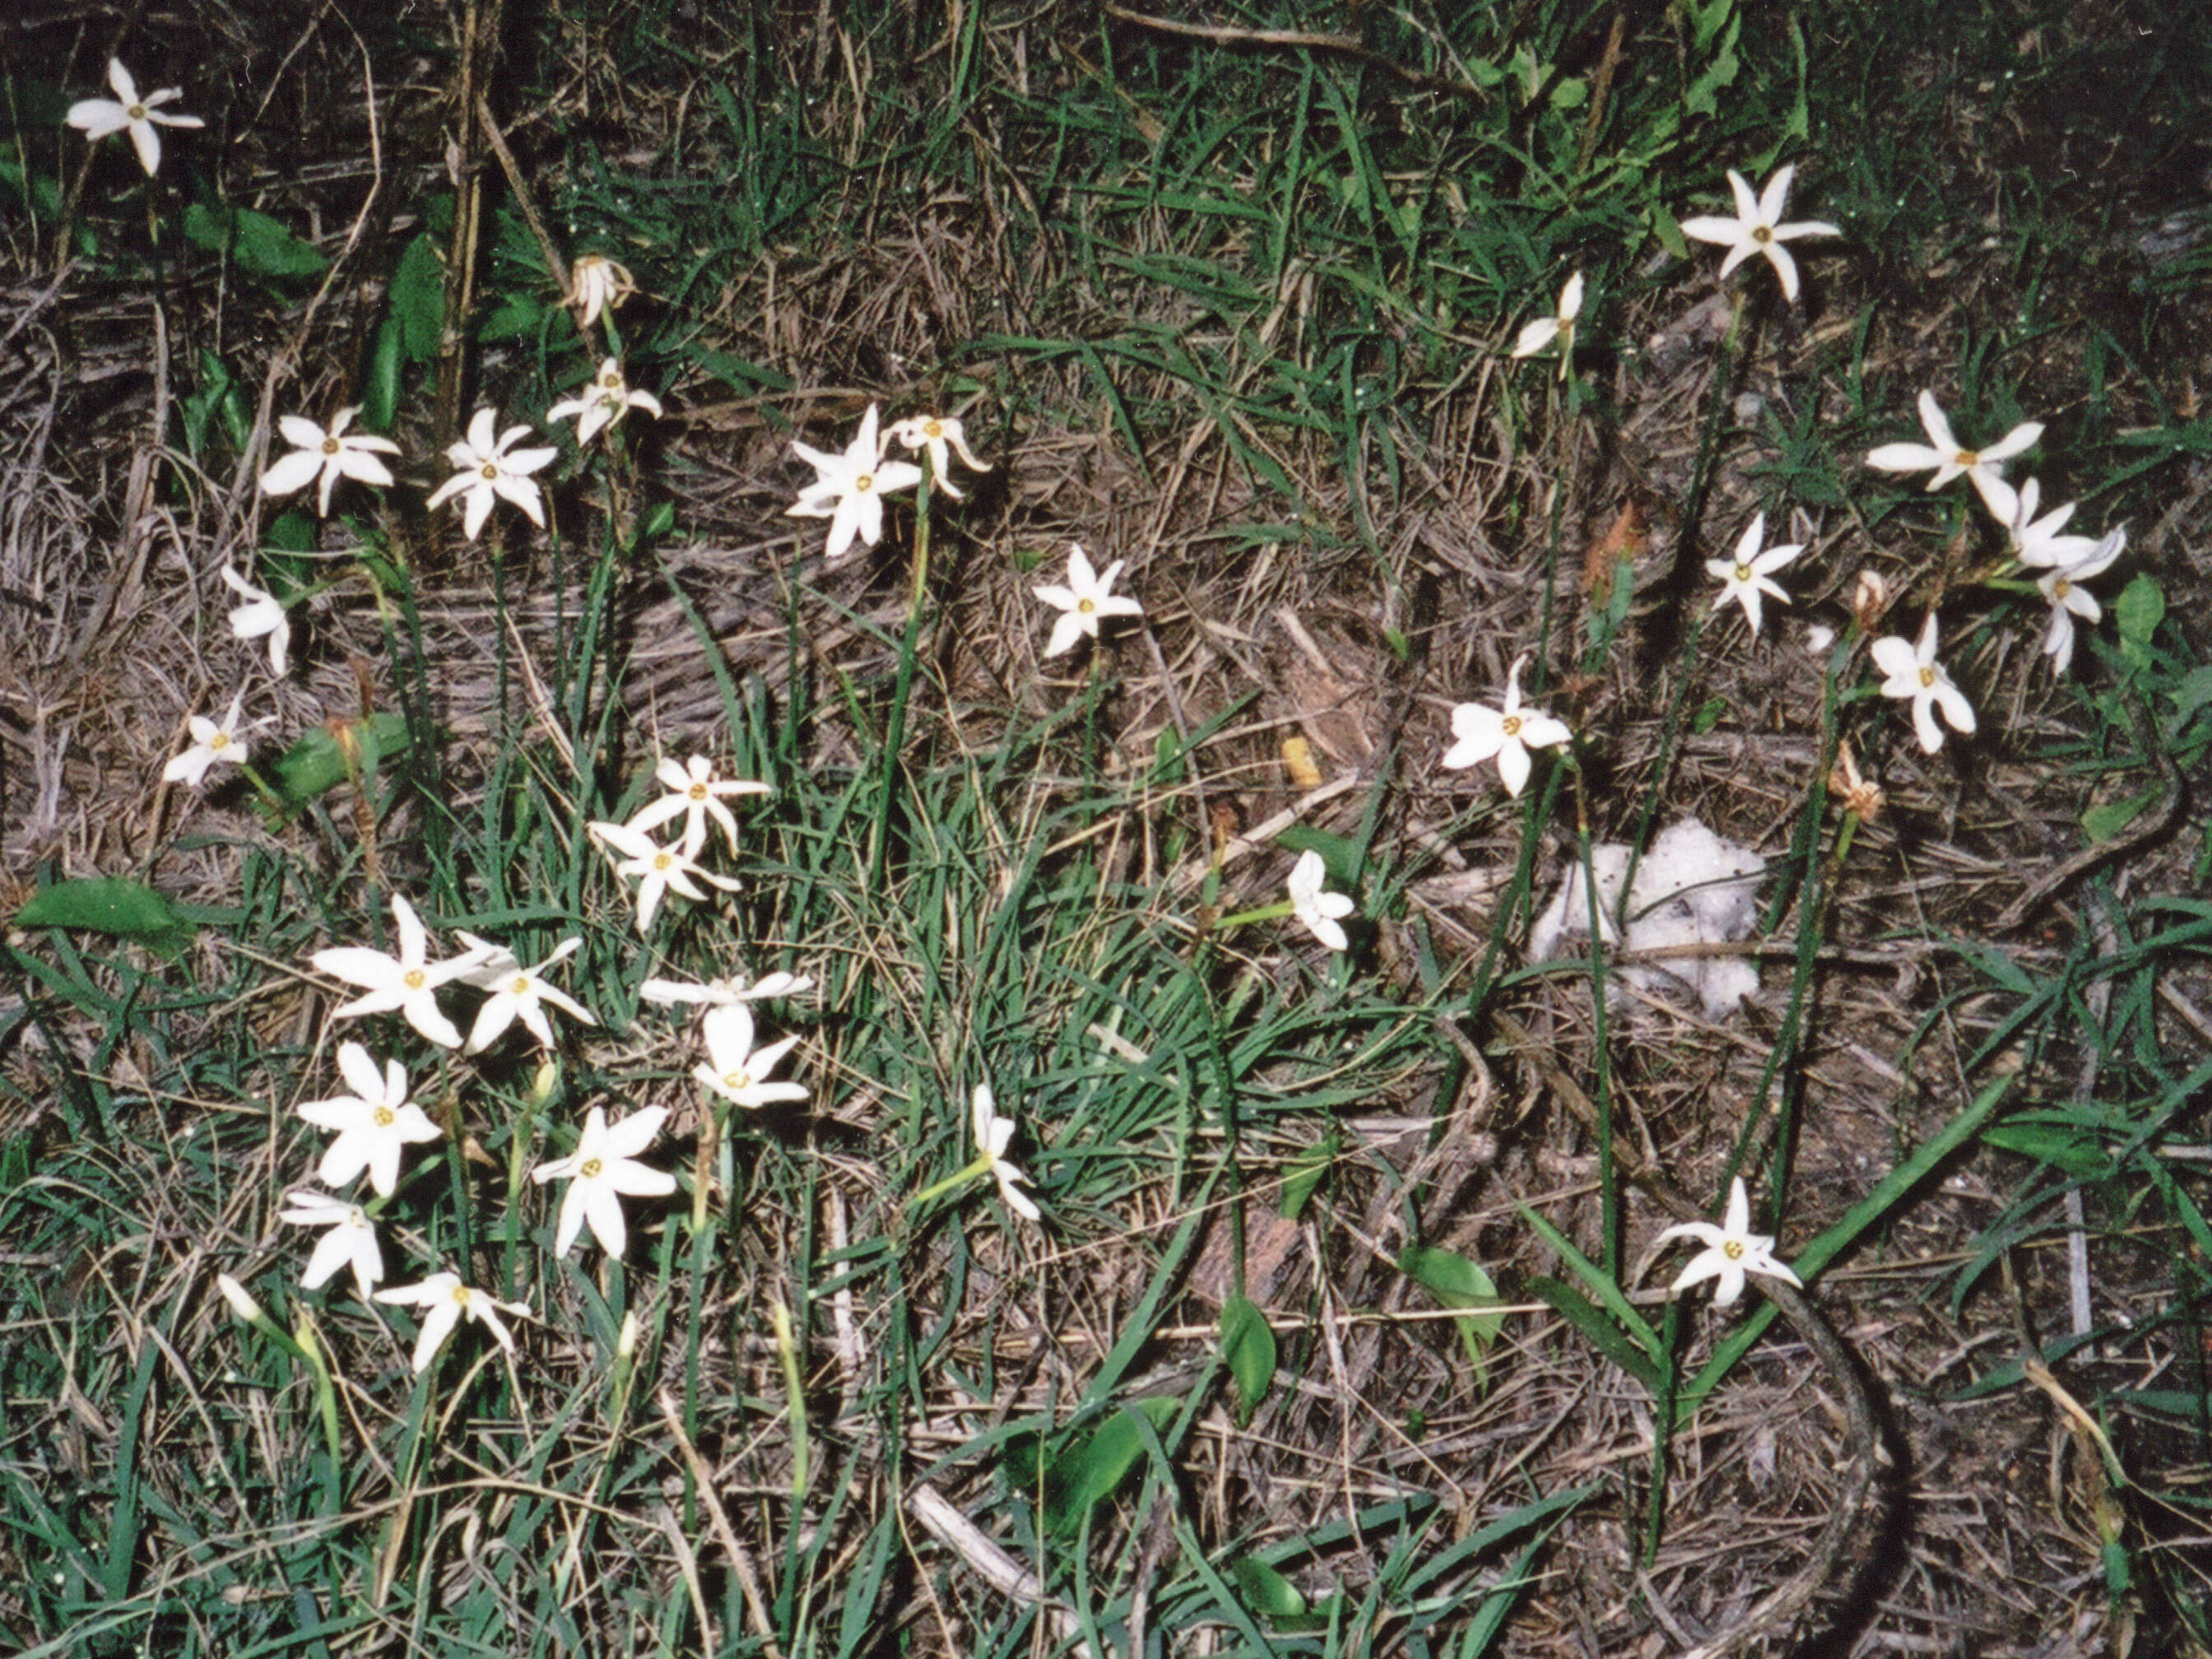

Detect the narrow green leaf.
[
  {"left": 1517, "top": 1204, "right": 1663, "bottom": 1355},
  {"left": 1220, "top": 1292, "right": 1277, "bottom": 1427},
  {"left": 1527, "top": 1275, "right": 1663, "bottom": 1392}
]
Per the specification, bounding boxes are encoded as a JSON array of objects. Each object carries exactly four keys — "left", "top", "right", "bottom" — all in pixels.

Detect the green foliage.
[
  {"left": 181, "top": 202, "right": 328, "bottom": 281},
  {"left": 13, "top": 876, "right": 193, "bottom": 959}
]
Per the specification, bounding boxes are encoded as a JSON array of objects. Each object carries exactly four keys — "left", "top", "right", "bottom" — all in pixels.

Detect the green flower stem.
[
  {"left": 908, "top": 1152, "right": 991, "bottom": 1213},
  {"left": 870, "top": 465, "right": 934, "bottom": 892},
  {"left": 1211, "top": 899, "right": 1294, "bottom": 932}
]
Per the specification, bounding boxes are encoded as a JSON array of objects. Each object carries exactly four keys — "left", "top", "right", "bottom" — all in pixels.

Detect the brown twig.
[{"left": 1102, "top": 4, "right": 1490, "bottom": 104}]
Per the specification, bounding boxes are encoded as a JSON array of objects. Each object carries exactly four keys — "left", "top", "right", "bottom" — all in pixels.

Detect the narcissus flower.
[
  {"left": 624, "top": 755, "right": 772, "bottom": 853},
  {"left": 221, "top": 566, "right": 291, "bottom": 676},
  {"left": 2005, "top": 478, "right": 2099, "bottom": 569},
  {"left": 308, "top": 892, "right": 490, "bottom": 1049},
  {"left": 1870, "top": 612, "right": 1976, "bottom": 755},
  {"left": 565, "top": 254, "right": 636, "bottom": 328},
  {"left": 1678, "top": 165, "right": 1839, "bottom": 303},
  {"left": 692, "top": 1004, "right": 807, "bottom": 1110},
  {"left": 374, "top": 1272, "right": 529, "bottom": 1374},
  {"left": 532, "top": 1105, "right": 676, "bottom": 1258},
  {"left": 787, "top": 403, "right": 922, "bottom": 560},
  {"left": 641, "top": 969, "right": 815, "bottom": 1007},
  {"left": 259, "top": 407, "right": 401, "bottom": 517},
  {"left": 1864, "top": 390, "right": 2042, "bottom": 523},
  {"left": 66, "top": 59, "right": 202, "bottom": 176},
  {"left": 2037, "top": 527, "right": 2126, "bottom": 677},
  {"left": 1285, "top": 849, "right": 1356, "bottom": 953},
  {"left": 587, "top": 820, "right": 740, "bottom": 934},
  {"left": 1704, "top": 512, "right": 1804, "bottom": 637},
  {"left": 162, "top": 691, "right": 269, "bottom": 787},
  {"left": 547, "top": 358, "right": 662, "bottom": 446},
  {"left": 296, "top": 1042, "right": 441, "bottom": 1198},
  {"left": 279, "top": 1190, "right": 385, "bottom": 1296},
  {"left": 1440, "top": 653, "right": 1571, "bottom": 797},
  {"left": 455, "top": 934, "right": 597, "bottom": 1053},
  {"left": 1034, "top": 543, "right": 1144, "bottom": 658},
  {"left": 971, "top": 1085, "right": 1041, "bottom": 1221},
  {"left": 1510, "top": 272, "right": 1582, "bottom": 375},
  {"left": 1654, "top": 1176, "right": 1802, "bottom": 1308},
  {"left": 425, "top": 407, "right": 558, "bottom": 541},
  {"left": 885, "top": 413, "right": 992, "bottom": 499}
]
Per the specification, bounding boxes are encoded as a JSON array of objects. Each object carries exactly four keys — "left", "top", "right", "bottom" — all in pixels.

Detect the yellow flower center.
[
  {"left": 855, "top": 473, "right": 874, "bottom": 494},
  {"left": 1078, "top": 597, "right": 1096, "bottom": 615},
  {"left": 1953, "top": 448, "right": 1978, "bottom": 468},
  {"left": 1723, "top": 1239, "right": 1745, "bottom": 1261},
  {"left": 451, "top": 1285, "right": 473, "bottom": 1307},
  {"left": 373, "top": 1105, "right": 394, "bottom": 1127},
  {"left": 581, "top": 1157, "right": 602, "bottom": 1179},
  {"left": 209, "top": 731, "right": 231, "bottom": 752},
  {"left": 1502, "top": 715, "right": 1522, "bottom": 738},
  {"left": 128, "top": 103, "right": 148, "bottom": 121},
  {"left": 1733, "top": 562, "right": 1751, "bottom": 582},
  {"left": 480, "top": 461, "right": 500, "bottom": 480},
  {"left": 322, "top": 436, "right": 342, "bottom": 456},
  {"left": 724, "top": 1070, "right": 752, "bottom": 1091},
  {"left": 403, "top": 968, "right": 426, "bottom": 991},
  {"left": 2053, "top": 578, "right": 2071, "bottom": 600},
  {"left": 508, "top": 975, "right": 531, "bottom": 996},
  {"left": 1917, "top": 666, "right": 1936, "bottom": 689},
  {"left": 925, "top": 420, "right": 945, "bottom": 439},
  {"left": 1751, "top": 225, "right": 1771, "bottom": 245},
  {"left": 688, "top": 782, "right": 709, "bottom": 802},
  {"left": 652, "top": 852, "right": 675, "bottom": 872}
]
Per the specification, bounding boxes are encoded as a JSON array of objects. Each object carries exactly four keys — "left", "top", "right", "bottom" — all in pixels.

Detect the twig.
[
  {"left": 906, "top": 1483, "right": 1093, "bottom": 1656},
  {"left": 656, "top": 1390, "right": 785, "bottom": 1659},
  {"left": 1102, "top": 4, "right": 1489, "bottom": 104}
]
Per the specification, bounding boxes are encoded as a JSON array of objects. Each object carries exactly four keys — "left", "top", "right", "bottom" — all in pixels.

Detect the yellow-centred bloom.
[
  {"left": 296, "top": 1041, "right": 441, "bottom": 1198},
  {"left": 693, "top": 1004, "right": 808, "bottom": 1110},
  {"left": 1704, "top": 512, "right": 1804, "bottom": 637},
  {"left": 1439, "top": 653, "right": 1571, "bottom": 797},
  {"left": 2005, "top": 478, "right": 2099, "bottom": 569},
  {"left": 532, "top": 1104, "right": 676, "bottom": 1257},
  {"left": 220, "top": 566, "right": 291, "bottom": 676},
  {"left": 259, "top": 407, "right": 401, "bottom": 517},
  {"left": 308, "top": 892, "right": 492, "bottom": 1050},
  {"left": 1285, "top": 849, "right": 1356, "bottom": 953},
  {"left": 162, "top": 691, "right": 270, "bottom": 787},
  {"left": 66, "top": 59, "right": 202, "bottom": 176},
  {"left": 787, "top": 403, "right": 922, "bottom": 560},
  {"left": 587, "top": 819, "right": 741, "bottom": 934},
  {"left": 1510, "top": 272, "right": 1582, "bottom": 376},
  {"left": 2037, "top": 527, "right": 2126, "bottom": 677},
  {"left": 624, "top": 754, "right": 772, "bottom": 854},
  {"left": 565, "top": 254, "right": 636, "bottom": 328},
  {"left": 1864, "top": 390, "right": 2042, "bottom": 523},
  {"left": 884, "top": 413, "right": 992, "bottom": 499},
  {"left": 1678, "top": 165, "right": 1839, "bottom": 303},
  {"left": 971, "top": 1085, "right": 1041, "bottom": 1221},
  {"left": 546, "top": 358, "right": 662, "bottom": 446},
  {"left": 1034, "top": 543, "right": 1143, "bottom": 658},
  {"left": 374, "top": 1273, "right": 529, "bottom": 1375},
  {"left": 1870, "top": 612, "right": 1975, "bottom": 755},
  {"left": 641, "top": 969, "right": 815, "bottom": 1008},
  {"left": 1654, "top": 1176, "right": 1802, "bottom": 1308},
  {"left": 279, "top": 1190, "right": 385, "bottom": 1296},
  {"left": 425, "top": 407, "right": 558, "bottom": 541},
  {"left": 454, "top": 934, "right": 597, "bottom": 1053}
]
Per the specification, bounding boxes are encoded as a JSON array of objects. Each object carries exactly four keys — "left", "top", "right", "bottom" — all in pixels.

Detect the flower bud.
[
  {"left": 216, "top": 1273, "right": 263, "bottom": 1323},
  {"left": 1829, "top": 741, "right": 1885, "bottom": 824},
  {"left": 1851, "top": 569, "right": 1890, "bottom": 631}
]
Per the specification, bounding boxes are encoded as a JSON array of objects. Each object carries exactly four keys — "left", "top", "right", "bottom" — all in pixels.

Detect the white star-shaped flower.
[
  {"left": 1285, "top": 849, "right": 1356, "bottom": 953},
  {"left": 220, "top": 565, "right": 291, "bottom": 676},
  {"left": 1439, "top": 653, "right": 1572, "bottom": 797},
  {"left": 883, "top": 413, "right": 992, "bottom": 499},
  {"left": 692, "top": 1004, "right": 807, "bottom": 1111},
  {"left": 258, "top": 407, "right": 401, "bottom": 517},
  {"left": 2037, "top": 527, "right": 2126, "bottom": 678},
  {"left": 786, "top": 403, "right": 922, "bottom": 560},
  {"left": 1654, "top": 1176, "right": 1803, "bottom": 1308},
  {"left": 308, "top": 892, "right": 490, "bottom": 1049},
  {"left": 587, "top": 820, "right": 741, "bottom": 934},
  {"left": 161, "top": 691, "right": 270, "bottom": 788},
  {"left": 374, "top": 1272, "right": 529, "bottom": 1374},
  {"left": 1510, "top": 272, "right": 1582, "bottom": 376},
  {"left": 1678, "top": 165, "right": 1840, "bottom": 303},
  {"left": 532, "top": 1105, "right": 677, "bottom": 1257},
  {"left": 453, "top": 934, "right": 597, "bottom": 1053},
  {"left": 971, "top": 1085, "right": 1041, "bottom": 1221},
  {"left": 640, "top": 969, "right": 815, "bottom": 1008},
  {"left": 624, "top": 754, "right": 772, "bottom": 854},
  {"left": 1034, "top": 543, "right": 1144, "bottom": 658},
  {"left": 2005, "top": 478, "right": 2099, "bottom": 569},
  {"left": 425, "top": 407, "right": 558, "bottom": 541},
  {"left": 1870, "top": 612, "right": 1977, "bottom": 755},
  {"left": 296, "top": 1041, "right": 442, "bottom": 1198},
  {"left": 546, "top": 358, "right": 662, "bottom": 446},
  {"left": 66, "top": 59, "right": 203, "bottom": 177},
  {"left": 565, "top": 254, "right": 635, "bottom": 328},
  {"left": 1865, "top": 390, "right": 2042, "bottom": 523},
  {"left": 1704, "top": 512, "right": 1804, "bottom": 637},
  {"left": 279, "top": 1189, "right": 385, "bottom": 1296}
]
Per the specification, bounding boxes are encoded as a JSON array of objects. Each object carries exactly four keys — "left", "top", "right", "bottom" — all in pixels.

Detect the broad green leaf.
[
  {"left": 1278, "top": 1131, "right": 1336, "bottom": 1219},
  {"left": 389, "top": 233, "right": 445, "bottom": 360},
  {"left": 2115, "top": 574, "right": 2163, "bottom": 669},
  {"left": 363, "top": 315, "right": 404, "bottom": 434},
  {"left": 1273, "top": 825, "right": 1359, "bottom": 884},
  {"left": 183, "top": 202, "right": 327, "bottom": 279},
  {"left": 269, "top": 713, "right": 411, "bottom": 811},
  {"left": 2083, "top": 789, "right": 2154, "bottom": 843},
  {"left": 1046, "top": 1396, "right": 1181, "bottom": 1531},
  {"left": 1228, "top": 1554, "right": 1307, "bottom": 1620},
  {"left": 16, "top": 876, "right": 192, "bottom": 959},
  {"left": 1219, "top": 1292, "right": 1276, "bottom": 1426},
  {"left": 1397, "top": 1244, "right": 1506, "bottom": 1388}
]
